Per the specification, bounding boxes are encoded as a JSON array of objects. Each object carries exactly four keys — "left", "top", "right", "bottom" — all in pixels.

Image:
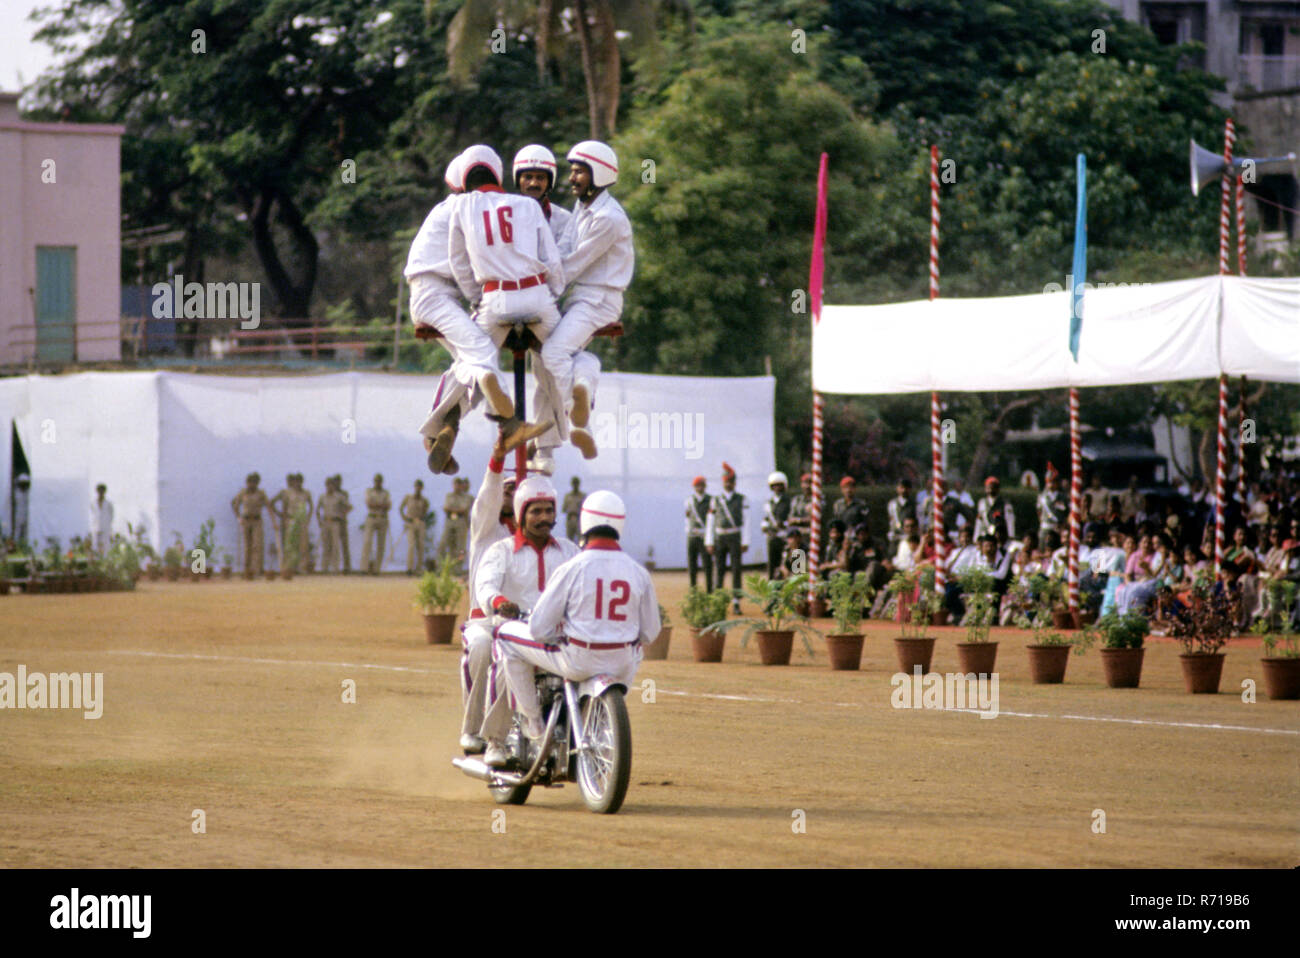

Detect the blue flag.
[{"left": 1069, "top": 154, "right": 1087, "bottom": 361}]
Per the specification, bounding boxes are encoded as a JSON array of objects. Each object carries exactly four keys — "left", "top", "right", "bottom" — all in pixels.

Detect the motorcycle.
[{"left": 453, "top": 663, "right": 634, "bottom": 815}]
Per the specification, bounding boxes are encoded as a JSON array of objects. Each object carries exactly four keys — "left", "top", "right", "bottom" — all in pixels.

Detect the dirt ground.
[{"left": 1, "top": 572, "right": 1296, "bottom": 868}]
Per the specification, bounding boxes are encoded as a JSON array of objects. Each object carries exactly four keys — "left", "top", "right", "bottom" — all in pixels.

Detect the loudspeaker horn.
[{"left": 1190, "top": 139, "right": 1298, "bottom": 195}]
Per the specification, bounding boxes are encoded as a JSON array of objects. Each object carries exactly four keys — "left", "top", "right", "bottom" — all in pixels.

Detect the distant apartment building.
[
  {"left": 1104, "top": 2, "right": 1299, "bottom": 240},
  {"left": 0, "top": 92, "right": 124, "bottom": 366}
]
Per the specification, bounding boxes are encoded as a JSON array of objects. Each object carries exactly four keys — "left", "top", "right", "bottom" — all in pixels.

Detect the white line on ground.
[{"left": 101, "top": 649, "right": 1300, "bottom": 737}]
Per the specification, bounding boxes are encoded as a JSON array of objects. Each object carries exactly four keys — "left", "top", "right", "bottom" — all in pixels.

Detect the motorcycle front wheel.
[{"left": 576, "top": 688, "right": 632, "bottom": 814}]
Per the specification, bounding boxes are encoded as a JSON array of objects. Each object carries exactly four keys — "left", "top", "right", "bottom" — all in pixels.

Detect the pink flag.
[{"left": 809, "top": 152, "right": 828, "bottom": 323}]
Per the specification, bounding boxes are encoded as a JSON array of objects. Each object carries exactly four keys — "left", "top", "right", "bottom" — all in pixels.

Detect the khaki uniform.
[
  {"left": 439, "top": 490, "right": 473, "bottom": 566},
  {"left": 338, "top": 487, "right": 353, "bottom": 572},
  {"left": 283, "top": 488, "right": 313, "bottom": 572},
  {"left": 317, "top": 488, "right": 351, "bottom": 573},
  {"left": 562, "top": 489, "right": 585, "bottom": 542},
  {"left": 401, "top": 492, "right": 431, "bottom": 574},
  {"left": 270, "top": 486, "right": 293, "bottom": 571},
  {"left": 361, "top": 487, "right": 392, "bottom": 574},
  {"left": 232, "top": 488, "right": 271, "bottom": 574}
]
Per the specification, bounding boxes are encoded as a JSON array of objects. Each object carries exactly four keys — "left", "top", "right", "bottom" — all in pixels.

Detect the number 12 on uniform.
[
  {"left": 594, "top": 579, "right": 630, "bottom": 620},
  {"left": 482, "top": 207, "right": 514, "bottom": 245}
]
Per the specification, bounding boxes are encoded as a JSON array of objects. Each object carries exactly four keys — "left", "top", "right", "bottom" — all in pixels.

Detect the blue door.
[{"left": 35, "top": 246, "right": 76, "bottom": 363}]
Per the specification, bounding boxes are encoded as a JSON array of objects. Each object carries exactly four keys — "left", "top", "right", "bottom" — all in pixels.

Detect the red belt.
[
  {"left": 484, "top": 273, "right": 545, "bottom": 293},
  {"left": 566, "top": 638, "right": 639, "bottom": 650}
]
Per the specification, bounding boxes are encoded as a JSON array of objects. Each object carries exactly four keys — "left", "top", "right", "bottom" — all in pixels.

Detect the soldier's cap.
[
  {"left": 985, "top": 476, "right": 1000, "bottom": 487},
  {"left": 692, "top": 476, "right": 705, "bottom": 487},
  {"left": 839, "top": 476, "right": 855, "bottom": 487},
  {"left": 800, "top": 473, "right": 812, "bottom": 483},
  {"left": 373, "top": 473, "right": 383, "bottom": 482},
  {"left": 721, "top": 462, "right": 735, "bottom": 479}
]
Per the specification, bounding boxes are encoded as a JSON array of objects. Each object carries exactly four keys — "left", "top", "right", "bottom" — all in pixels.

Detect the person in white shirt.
[
  {"left": 484, "top": 491, "right": 659, "bottom": 768},
  {"left": 408, "top": 150, "right": 544, "bottom": 474},
  {"left": 531, "top": 141, "right": 633, "bottom": 471},
  {"left": 89, "top": 483, "right": 114, "bottom": 554}
]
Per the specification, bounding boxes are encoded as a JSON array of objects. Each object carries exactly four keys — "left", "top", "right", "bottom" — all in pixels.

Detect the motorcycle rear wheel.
[{"left": 576, "top": 688, "right": 632, "bottom": 814}]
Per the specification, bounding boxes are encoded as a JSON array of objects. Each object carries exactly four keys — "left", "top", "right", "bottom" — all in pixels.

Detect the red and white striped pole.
[
  {"left": 807, "top": 153, "right": 829, "bottom": 602},
  {"left": 929, "top": 145, "right": 945, "bottom": 594},
  {"left": 1067, "top": 388, "right": 1082, "bottom": 610},
  {"left": 1236, "top": 376, "right": 1249, "bottom": 509},
  {"left": 1213, "top": 118, "right": 1234, "bottom": 575},
  {"left": 1236, "top": 174, "right": 1247, "bottom": 276}
]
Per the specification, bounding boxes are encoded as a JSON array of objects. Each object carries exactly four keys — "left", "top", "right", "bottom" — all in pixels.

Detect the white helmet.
[
  {"left": 768, "top": 471, "right": 788, "bottom": 488},
  {"left": 513, "top": 475, "right": 557, "bottom": 525},
  {"left": 567, "top": 140, "right": 619, "bottom": 188},
  {"left": 459, "top": 144, "right": 503, "bottom": 189},
  {"left": 580, "top": 490, "right": 626, "bottom": 537},
  {"left": 513, "top": 144, "right": 558, "bottom": 190},
  {"left": 444, "top": 152, "right": 466, "bottom": 192}
]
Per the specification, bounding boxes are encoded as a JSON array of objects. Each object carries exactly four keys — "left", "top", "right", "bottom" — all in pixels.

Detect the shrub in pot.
[
  {"left": 414, "top": 560, "right": 465, "bottom": 644},
  {"left": 1169, "top": 579, "right": 1235, "bottom": 694},
  {"left": 706, "top": 573, "right": 820, "bottom": 665},
  {"left": 162, "top": 534, "right": 185, "bottom": 582},
  {"left": 1077, "top": 611, "right": 1150, "bottom": 688},
  {"left": 824, "top": 571, "right": 871, "bottom": 670},
  {"left": 1016, "top": 594, "right": 1074, "bottom": 684},
  {"left": 955, "top": 567, "right": 998, "bottom": 674},
  {"left": 887, "top": 567, "right": 942, "bottom": 674},
  {"left": 1255, "top": 605, "right": 1300, "bottom": 700},
  {"left": 680, "top": 587, "right": 732, "bottom": 662}
]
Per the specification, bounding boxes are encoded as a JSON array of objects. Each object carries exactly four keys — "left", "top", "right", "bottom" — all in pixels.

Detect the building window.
[
  {"left": 1239, "top": 19, "right": 1300, "bottom": 91},
  {"left": 35, "top": 246, "right": 77, "bottom": 363},
  {"left": 1141, "top": 2, "right": 1207, "bottom": 69}
]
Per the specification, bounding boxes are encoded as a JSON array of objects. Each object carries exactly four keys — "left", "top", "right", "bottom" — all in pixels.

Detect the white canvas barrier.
[
  {"left": 814, "top": 275, "right": 1299, "bottom": 394},
  {"left": 1, "top": 370, "right": 775, "bottom": 572}
]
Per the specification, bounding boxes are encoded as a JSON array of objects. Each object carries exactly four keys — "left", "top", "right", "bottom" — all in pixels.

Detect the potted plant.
[
  {"left": 888, "top": 567, "right": 943, "bottom": 675},
  {"left": 1169, "top": 579, "right": 1235, "bottom": 694},
  {"left": 823, "top": 572, "right": 872, "bottom": 670},
  {"left": 643, "top": 605, "right": 672, "bottom": 660},
  {"left": 1017, "top": 595, "right": 1073, "bottom": 684},
  {"left": 680, "top": 587, "right": 732, "bottom": 662},
  {"left": 808, "top": 580, "right": 829, "bottom": 620},
  {"left": 1254, "top": 586, "right": 1299, "bottom": 699},
  {"left": 955, "top": 567, "right": 998, "bottom": 674},
  {"left": 219, "top": 550, "right": 234, "bottom": 580},
  {"left": 706, "top": 573, "right": 820, "bottom": 666},
  {"left": 162, "top": 533, "right": 185, "bottom": 582},
  {"left": 1077, "top": 611, "right": 1150, "bottom": 688},
  {"left": 190, "top": 518, "right": 216, "bottom": 581},
  {"left": 414, "top": 560, "right": 465, "bottom": 644}
]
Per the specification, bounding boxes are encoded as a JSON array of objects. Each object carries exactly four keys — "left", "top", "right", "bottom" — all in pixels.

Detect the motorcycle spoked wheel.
[
  {"left": 576, "top": 688, "right": 632, "bottom": 814},
  {"left": 489, "top": 726, "right": 533, "bottom": 806}
]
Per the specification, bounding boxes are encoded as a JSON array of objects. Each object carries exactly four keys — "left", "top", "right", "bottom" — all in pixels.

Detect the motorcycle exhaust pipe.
[{"left": 452, "top": 756, "right": 523, "bottom": 785}]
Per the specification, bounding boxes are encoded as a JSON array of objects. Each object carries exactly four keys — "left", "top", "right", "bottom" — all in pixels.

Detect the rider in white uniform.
[{"left": 483, "top": 491, "right": 660, "bottom": 768}]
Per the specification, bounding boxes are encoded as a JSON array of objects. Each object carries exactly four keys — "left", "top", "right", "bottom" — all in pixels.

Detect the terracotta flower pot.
[
  {"left": 893, "top": 637, "right": 936, "bottom": 675},
  {"left": 1077, "top": 609, "right": 1098, "bottom": 627},
  {"left": 809, "top": 596, "right": 828, "bottom": 619},
  {"left": 221, "top": 568, "right": 232, "bottom": 580},
  {"left": 281, "top": 569, "right": 295, "bottom": 581},
  {"left": 1052, "top": 609, "right": 1075, "bottom": 631},
  {"left": 825, "top": 633, "right": 864, "bottom": 671},
  {"left": 423, "top": 612, "right": 457, "bottom": 645},
  {"left": 1260, "top": 658, "right": 1300, "bottom": 700},
  {"left": 643, "top": 627, "right": 671, "bottom": 660},
  {"left": 1099, "top": 647, "right": 1145, "bottom": 688},
  {"left": 147, "top": 566, "right": 162, "bottom": 581},
  {"left": 1179, "top": 652, "right": 1226, "bottom": 694},
  {"left": 929, "top": 608, "right": 949, "bottom": 627},
  {"left": 754, "top": 630, "right": 794, "bottom": 666},
  {"left": 243, "top": 570, "right": 255, "bottom": 581},
  {"left": 164, "top": 568, "right": 180, "bottom": 582},
  {"left": 189, "top": 570, "right": 203, "bottom": 582},
  {"left": 955, "top": 641, "right": 998, "bottom": 675},
  {"left": 265, "top": 570, "right": 278, "bottom": 581},
  {"left": 1026, "top": 644, "right": 1071, "bottom": 684},
  {"left": 690, "top": 627, "right": 726, "bottom": 663}
]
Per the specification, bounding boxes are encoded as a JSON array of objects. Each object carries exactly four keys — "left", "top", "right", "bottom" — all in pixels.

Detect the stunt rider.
[{"left": 482, "top": 491, "right": 660, "bottom": 768}]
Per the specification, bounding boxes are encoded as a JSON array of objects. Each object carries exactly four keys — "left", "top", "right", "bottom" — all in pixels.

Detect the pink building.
[{"left": 0, "top": 92, "right": 123, "bottom": 366}]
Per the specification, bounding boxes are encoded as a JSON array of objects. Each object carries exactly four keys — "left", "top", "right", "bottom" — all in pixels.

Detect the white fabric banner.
[
  {"left": 814, "top": 275, "right": 1299, "bottom": 394},
  {"left": 1, "top": 370, "right": 775, "bottom": 572}
]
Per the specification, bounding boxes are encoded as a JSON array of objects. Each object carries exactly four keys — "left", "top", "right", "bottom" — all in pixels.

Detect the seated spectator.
[
  {"left": 1099, "top": 533, "right": 1136, "bottom": 616},
  {"left": 775, "top": 529, "right": 805, "bottom": 580},
  {"left": 819, "top": 520, "right": 847, "bottom": 579},
  {"left": 1222, "top": 525, "right": 1259, "bottom": 629},
  {"left": 1118, "top": 532, "right": 1176, "bottom": 616}
]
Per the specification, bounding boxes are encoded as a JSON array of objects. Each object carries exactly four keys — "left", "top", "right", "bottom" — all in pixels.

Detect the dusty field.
[{"left": 0, "top": 572, "right": 1296, "bottom": 868}]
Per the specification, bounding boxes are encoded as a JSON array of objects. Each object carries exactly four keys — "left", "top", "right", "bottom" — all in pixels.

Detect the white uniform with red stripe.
[
  {"left": 482, "top": 537, "right": 660, "bottom": 742},
  {"left": 448, "top": 186, "right": 565, "bottom": 345},
  {"left": 459, "top": 457, "right": 517, "bottom": 738}
]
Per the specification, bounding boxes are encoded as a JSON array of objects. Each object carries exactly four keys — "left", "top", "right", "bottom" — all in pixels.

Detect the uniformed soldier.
[
  {"left": 335, "top": 475, "right": 354, "bottom": 573},
  {"left": 887, "top": 479, "right": 914, "bottom": 554},
  {"left": 562, "top": 476, "right": 586, "bottom": 542},
  {"left": 761, "top": 471, "right": 791, "bottom": 579},
  {"left": 1036, "top": 464, "right": 1068, "bottom": 539},
  {"left": 269, "top": 474, "right": 295, "bottom": 573},
  {"left": 438, "top": 476, "right": 473, "bottom": 570},
  {"left": 788, "top": 472, "right": 815, "bottom": 541},
  {"left": 685, "top": 476, "right": 713, "bottom": 592},
  {"left": 231, "top": 472, "right": 271, "bottom": 576},
  {"left": 705, "top": 462, "right": 748, "bottom": 612},
  {"left": 401, "top": 479, "right": 431, "bottom": 574},
  {"left": 361, "top": 473, "right": 392, "bottom": 575},
  {"left": 974, "top": 476, "right": 1017, "bottom": 540},
  {"left": 316, "top": 476, "right": 345, "bottom": 573}
]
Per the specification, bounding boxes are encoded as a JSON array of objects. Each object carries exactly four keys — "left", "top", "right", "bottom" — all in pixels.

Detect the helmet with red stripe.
[
  {"left": 459, "top": 144, "right": 503, "bottom": 189},
  {"left": 513, "top": 475, "right": 557, "bottom": 525},
  {"left": 512, "top": 144, "right": 558, "bottom": 191},
  {"left": 580, "top": 490, "right": 625, "bottom": 537},
  {"left": 566, "top": 140, "right": 619, "bottom": 188},
  {"left": 444, "top": 152, "right": 467, "bottom": 192}
]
